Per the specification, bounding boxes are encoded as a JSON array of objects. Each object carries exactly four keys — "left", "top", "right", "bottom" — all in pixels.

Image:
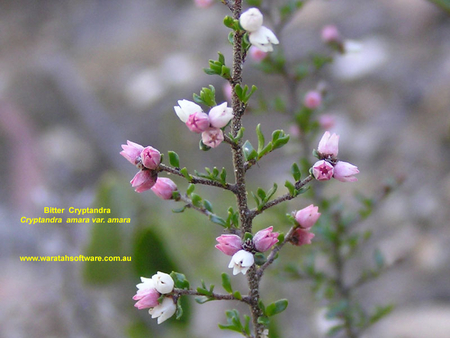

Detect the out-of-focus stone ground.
[{"left": 1, "top": 0, "right": 450, "bottom": 337}]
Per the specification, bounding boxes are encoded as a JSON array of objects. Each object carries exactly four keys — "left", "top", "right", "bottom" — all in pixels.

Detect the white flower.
[
  {"left": 249, "top": 26, "right": 279, "bottom": 52},
  {"left": 149, "top": 297, "right": 177, "bottom": 324},
  {"left": 228, "top": 250, "right": 254, "bottom": 275},
  {"left": 174, "top": 99, "right": 203, "bottom": 123},
  {"left": 208, "top": 102, "right": 233, "bottom": 128},
  {"left": 239, "top": 8, "right": 263, "bottom": 32},
  {"left": 152, "top": 271, "right": 174, "bottom": 294},
  {"left": 136, "top": 277, "right": 156, "bottom": 292}
]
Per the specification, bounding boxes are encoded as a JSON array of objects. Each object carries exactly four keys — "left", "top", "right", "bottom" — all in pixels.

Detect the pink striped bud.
[
  {"left": 333, "top": 161, "right": 359, "bottom": 182},
  {"left": 151, "top": 177, "right": 177, "bottom": 200},
  {"left": 304, "top": 90, "right": 322, "bottom": 110},
  {"left": 130, "top": 170, "right": 157, "bottom": 193},
  {"left": 215, "top": 234, "right": 242, "bottom": 256},
  {"left": 317, "top": 131, "right": 339, "bottom": 158},
  {"left": 120, "top": 140, "right": 144, "bottom": 165},
  {"left": 133, "top": 277, "right": 160, "bottom": 309},
  {"left": 253, "top": 226, "right": 279, "bottom": 252},
  {"left": 141, "top": 146, "right": 161, "bottom": 170},
  {"left": 290, "top": 228, "right": 315, "bottom": 246},
  {"left": 313, "top": 160, "right": 334, "bottom": 181},
  {"left": 294, "top": 204, "right": 321, "bottom": 229},
  {"left": 186, "top": 112, "right": 210, "bottom": 133},
  {"left": 202, "top": 128, "right": 224, "bottom": 148}
]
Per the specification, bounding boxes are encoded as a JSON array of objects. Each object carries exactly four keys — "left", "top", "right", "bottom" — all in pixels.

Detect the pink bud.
[
  {"left": 223, "top": 82, "right": 233, "bottom": 103},
  {"left": 120, "top": 140, "right": 144, "bottom": 165},
  {"left": 294, "top": 204, "right": 321, "bottom": 229},
  {"left": 202, "top": 128, "right": 224, "bottom": 148},
  {"left": 321, "top": 25, "right": 341, "bottom": 44},
  {"left": 317, "top": 131, "right": 339, "bottom": 158},
  {"left": 304, "top": 90, "right": 322, "bottom": 110},
  {"left": 208, "top": 102, "right": 233, "bottom": 128},
  {"left": 140, "top": 146, "right": 161, "bottom": 170},
  {"left": 186, "top": 112, "right": 210, "bottom": 133},
  {"left": 290, "top": 228, "right": 315, "bottom": 246},
  {"left": 194, "top": 0, "right": 214, "bottom": 8},
  {"left": 333, "top": 161, "right": 359, "bottom": 182},
  {"left": 133, "top": 287, "right": 160, "bottom": 310},
  {"left": 151, "top": 177, "right": 177, "bottom": 200},
  {"left": 130, "top": 170, "right": 157, "bottom": 193},
  {"left": 215, "top": 234, "right": 242, "bottom": 256},
  {"left": 319, "top": 114, "right": 336, "bottom": 130},
  {"left": 249, "top": 45, "right": 268, "bottom": 62},
  {"left": 253, "top": 226, "right": 279, "bottom": 252},
  {"left": 313, "top": 160, "right": 334, "bottom": 181}
]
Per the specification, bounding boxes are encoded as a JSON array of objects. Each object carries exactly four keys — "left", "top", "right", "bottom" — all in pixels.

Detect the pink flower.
[
  {"left": 290, "top": 228, "right": 315, "bottom": 246},
  {"left": 333, "top": 161, "right": 359, "bottom": 182},
  {"left": 151, "top": 177, "right": 177, "bottom": 200},
  {"left": 249, "top": 45, "right": 268, "bottom": 62},
  {"left": 208, "top": 102, "right": 233, "bottom": 128},
  {"left": 294, "top": 204, "right": 321, "bottom": 229},
  {"left": 317, "top": 131, "right": 339, "bottom": 158},
  {"left": 194, "top": 0, "right": 214, "bottom": 8},
  {"left": 223, "top": 82, "right": 233, "bottom": 103},
  {"left": 133, "top": 287, "right": 160, "bottom": 310},
  {"left": 186, "top": 111, "right": 210, "bottom": 133},
  {"left": 313, "top": 160, "right": 334, "bottom": 181},
  {"left": 130, "top": 170, "right": 157, "bottom": 193},
  {"left": 202, "top": 128, "right": 224, "bottom": 148},
  {"left": 304, "top": 91, "right": 322, "bottom": 110},
  {"left": 120, "top": 140, "right": 144, "bottom": 165},
  {"left": 215, "top": 234, "right": 242, "bottom": 256},
  {"left": 141, "top": 146, "right": 161, "bottom": 170},
  {"left": 253, "top": 226, "right": 279, "bottom": 252},
  {"left": 321, "top": 25, "right": 341, "bottom": 44}
]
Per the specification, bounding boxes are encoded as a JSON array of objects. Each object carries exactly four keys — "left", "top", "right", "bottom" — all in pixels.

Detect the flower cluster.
[
  {"left": 174, "top": 100, "right": 233, "bottom": 148},
  {"left": 290, "top": 204, "right": 321, "bottom": 246},
  {"left": 120, "top": 141, "right": 178, "bottom": 196},
  {"left": 312, "top": 131, "right": 359, "bottom": 182},
  {"left": 216, "top": 226, "right": 279, "bottom": 275},
  {"left": 132, "top": 272, "right": 176, "bottom": 324},
  {"left": 239, "top": 8, "right": 279, "bottom": 52}
]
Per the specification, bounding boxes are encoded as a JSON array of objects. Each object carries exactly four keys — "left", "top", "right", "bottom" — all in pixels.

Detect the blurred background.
[{"left": 1, "top": 0, "right": 450, "bottom": 337}]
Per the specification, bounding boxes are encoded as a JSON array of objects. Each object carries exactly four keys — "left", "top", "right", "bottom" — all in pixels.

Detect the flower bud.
[
  {"left": 186, "top": 111, "right": 210, "bottom": 133},
  {"left": 174, "top": 99, "right": 203, "bottom": 123},
  {"left": 149, "top": 297, "right": 177, "bottom": 324},
  {"left": 333, "top": 161, "right": 359, "bottom": 182},
  {"left": 303, "top": 90, "right": 322, "bottom": 110},
  {"left": 253, "top": 226, "right": 279, "bottom": 252},
  {"left": 215, "top": 234, "right": 242, "bottom": 256},
  {"left": 317, "top": 131, "right": 339, "bottom": 158},
  {"left": 228, "top": 250, "right": 254, "bottom": 275},
  {"left": 290, "top": 228, "right": 315, "bottom": 246},
  {"left": 120, "top": 140, "right": 144, "bottom": 165},
  {"left": 319, "top": 114, "right": 336, "bottom": 130},
  {"left": 321, "top": 25, "right": 341, "bottom": 44},
  {"left": 208, "top": 102, "right": 233, "bottom": 128},
  {"left": 294, "top": 204, "right": 321, "bottom": 229},
  {"left": 313, "top": 160, "right": 334, "bottom": 181},
  {"left": 152, "top": 271, "right": 175, "bottom": 294},
  {"left": 133, "top": 277, "right": 160, "bottom": 310},
  {"left": 202, "top": 128, "right": 224, "bottom": 148},
  {"left": 151, "top": 177, "right": 177, "bottom": 200},
  {"left": 141, "top": 146, "right": 161, "bottom": 170},
  {"left": 194, "top": 0, "right": 214, "bottom": 8},
  {"left": 239, "top": 8, "right": 263, "bottom": 32},
  {"left": 130, "top": 170, "right": 157, "bottom": 193}
]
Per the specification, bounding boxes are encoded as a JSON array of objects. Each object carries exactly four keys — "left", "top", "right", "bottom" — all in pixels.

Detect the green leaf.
[
  {"left": 257, "top": 316, "right": 270, "bottom": 325},
  {"left": 180, "top": 167, "right": 192, "bottom": 181},
  {"left": 257, "top": 187, "right": 266, "bottom": 201},
  {"left": 209, "top": 214, "right": 227, "bottom": 227},
  {"left": 291, "top": 163, "right": 301, "bottom": 181},
  {"left": 218, "top": 310, "right": 245, "bottom": 333},
  {"left": 256, "top": 124, "right": 265, "bottom": 153},
  {"left": 265, "top": 183, "right": 278, "bottom": 202},
  {"left": 221, "top": 273, "right": 233, "bottom": 293},
  {"left": 254, "top": 252, "right": 267, "bottom": 266},
  {"left": 233, "top": 290, "right": 242, "bottom": 300},
  {"left": 219, "top": 168, "right": 227, "bottom": 184},
  {"left": 369, "top": 304, "right": 394, "bottom": 325},
  {"left": 203, "top": 199, "right": 213, "bottom": 212},
  {"left": 168, "top": 151, "right": 180, "bottom": 168},
  {"left": 186, "top": 184, "right": 195, "bottom": 196},
  {"left": 285, "top": 180, "right": 295, "bottom": 196},
  {"left": 243, "top": 140, "right": 258, "bottom": 161},
  {"left": 176, "top": 301, "right": 183, "bottom": 320},
  {"left": 170, "top": 271, "right": 190, "bottom": 290},
  {"left": 191, "top": 193, "right": 202, "bottom": 208},
  {"left": 266, "top": 299, "right": 288, "bottom": 316},
  {"left": 427, "top": 0, "right": 450, "bottom": 15},
  {"left": 258, "top": 142, "right": 273, "bottom": 159}
]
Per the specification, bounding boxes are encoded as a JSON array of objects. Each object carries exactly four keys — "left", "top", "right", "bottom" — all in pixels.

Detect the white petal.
[{"left": 152, "top": 271, "right": 174, "bottom": 294}]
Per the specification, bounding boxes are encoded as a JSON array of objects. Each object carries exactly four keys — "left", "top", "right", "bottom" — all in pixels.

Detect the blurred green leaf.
[
  {"left": 221, "top": 273, "right": 233, "bottom": 293},
  {"left": 427, "top": 0, "right": 450, "bottom": 14},
  {"left": 266, "top": 299, "right": 288, "bottom": 316}
]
